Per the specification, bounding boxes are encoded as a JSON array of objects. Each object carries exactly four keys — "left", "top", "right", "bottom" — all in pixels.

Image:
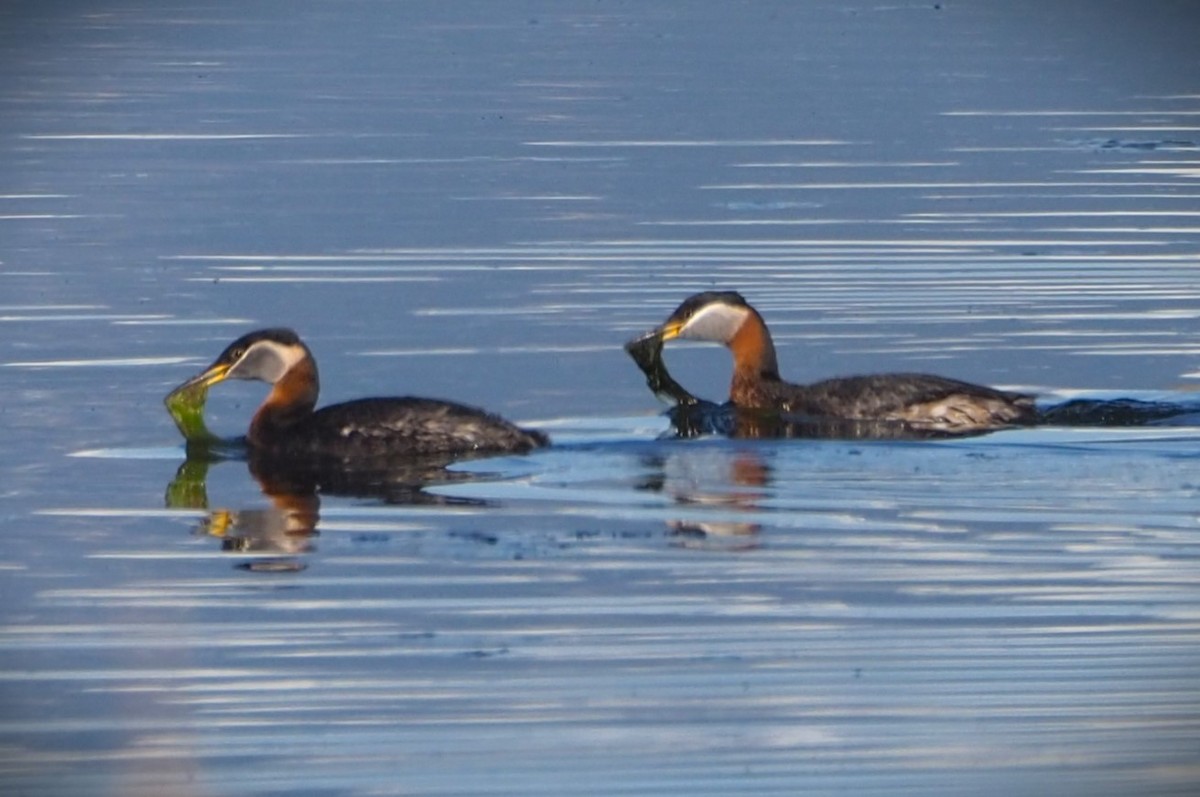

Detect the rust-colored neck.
[
  {"left": 728, "top": 308, "right": 780, "bottom": 404},
  {"left": 248, "top": 356, "right": 319, "bottom": 446}
]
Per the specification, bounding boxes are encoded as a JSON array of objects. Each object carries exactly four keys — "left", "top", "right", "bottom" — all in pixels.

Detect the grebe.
[
  {"left": 650, "top": 291, "right": 1036, "bottom": 432},
  {"left": 170, "top": 328, "right": 548, "bottom": 458}
]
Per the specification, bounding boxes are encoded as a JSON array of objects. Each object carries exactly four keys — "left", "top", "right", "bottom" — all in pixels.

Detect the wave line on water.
[
  {"left": 451, "top": 194, "right": 602, "bottom": 201},
  {"left": 186, "top": 276, "right": 441, "bottom": 284},
  {"left": 21, "top": 133, "right": 307, "bottom": 141},
  {"left": 206, "top": 265, "right": 490, "bottom": 272},
  {"left": 733, "top": 160, "right": 959, "bottom": 168},
  {"left": 70, "top": 447, "right": 190, "bottom": 460},
  {"left": 1049, "top": 125, "right": 1200, "bottom": 132},
  {"left": 909, "top": 210, "right": 1200, "bottom": 218},
  {"left": 0, "top": 214, "right": 87, "bottom": 220},
  {"left": 358, "top": 343, "right": 611, "bottom": 357},
  {"left": 1076, "top": 167, "right": 1200, "bottom": 177},
  {"left": 3, "top": 356, "right": 191, "bottom": 369},
  {"left": 524, "top": 138, "right": 851, "bottom": 147},
  {"left": 0, "top": 313, "right": 170, "bottom": 323},
  {"left": 0, "top": 304, "right": 104, "bottom": 311},
  {"left": 942, "top": 109, "right": 1200, "bottom": 117},
  {"left": 34, "top": 508, "right": 202, "bottom": 518},
  {"left": 112, "top": 318, "right": 254, "bottom": 326},
  {"left": 701, "top": 180, "right": 1183, "bottom": 190}
]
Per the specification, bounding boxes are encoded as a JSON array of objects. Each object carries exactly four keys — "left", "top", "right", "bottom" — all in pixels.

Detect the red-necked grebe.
[
  {"left": 652, "top": 291, "right": 1036, "bottom": 431},
  {"left": 173, "top": 328, "right": 548, "bottom": 457}
]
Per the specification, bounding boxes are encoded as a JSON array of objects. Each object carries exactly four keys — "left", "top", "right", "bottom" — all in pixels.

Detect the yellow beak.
[
  {"left": 176, "top": 362, "right": 232, "bottom": 393},
  {"left": 658, "top": 321, "right": 684, "bottom": 341}
]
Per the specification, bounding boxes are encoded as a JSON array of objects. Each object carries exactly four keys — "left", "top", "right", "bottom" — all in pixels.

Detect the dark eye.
[{"left": 230, "top": 347, "right": 245, "bottom": 361}]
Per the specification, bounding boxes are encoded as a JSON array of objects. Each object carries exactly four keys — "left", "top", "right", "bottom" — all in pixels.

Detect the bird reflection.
[
  {"left": 202, "top": 494, "right": 318, "bottom": 563},
  {"left": 165, "top": 443, "right": 495, "bottom": 569},
  {"left": 638, "top": 447, "right": 771, "bottom": 549}
]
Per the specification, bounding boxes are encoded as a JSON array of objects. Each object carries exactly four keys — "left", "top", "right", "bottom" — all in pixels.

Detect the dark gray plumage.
[
  {"left": 172, "top": 328, "right": 548, "bottom": 459},
  {"left": 650, "top": 291, "right": 1036, "bottom": 432}
]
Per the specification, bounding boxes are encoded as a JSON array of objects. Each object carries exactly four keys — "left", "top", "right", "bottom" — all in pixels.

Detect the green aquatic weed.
[{"left": 164, "top": 380, "right": 220, "bottom": 445}]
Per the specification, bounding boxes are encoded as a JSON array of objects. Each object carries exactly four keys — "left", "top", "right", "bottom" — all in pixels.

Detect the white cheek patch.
[
  {"left": 275, "top": 343, "right": 307, "bottom": 378},
  {"left": 680, "top": 303, "right": 748, "bottom": 343},
  {"left": 234, "top": 341, "right": 306, "bottom": 384}
]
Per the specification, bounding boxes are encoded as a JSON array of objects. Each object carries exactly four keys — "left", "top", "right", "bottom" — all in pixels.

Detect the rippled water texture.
[{"left": 2, "top": 2, "right": 1200, "bottom": 795}]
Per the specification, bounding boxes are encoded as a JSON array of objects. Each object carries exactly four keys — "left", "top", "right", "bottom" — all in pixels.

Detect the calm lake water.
[{"left": 3, "top": 2, "right": 1200, "bottom": 795}]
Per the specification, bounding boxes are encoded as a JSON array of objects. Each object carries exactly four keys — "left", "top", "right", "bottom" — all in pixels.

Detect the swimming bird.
[
  {"left": 171, "top": 328, "right": 548, "bottom": 458},
  {"left": 651, "top": 291, "right": 1036, "bottom": 431}
]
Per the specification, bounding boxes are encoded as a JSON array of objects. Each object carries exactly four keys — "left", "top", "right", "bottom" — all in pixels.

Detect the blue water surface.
[{"left": 2, "top": 2, "right": 1200, "bottom": 795}]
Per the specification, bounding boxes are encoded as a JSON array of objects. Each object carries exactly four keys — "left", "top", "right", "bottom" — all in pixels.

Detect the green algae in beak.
[
  {"left": 164, "top": 379, "right": 220, "bottom": 445},
  {"left": 624, "top": 328, "right": 701, "bottom": 407}
]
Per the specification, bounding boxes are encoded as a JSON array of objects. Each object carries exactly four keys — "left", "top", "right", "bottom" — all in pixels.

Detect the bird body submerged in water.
[
  {"left": 172, "top": 328, "right": 548, "bottom": 458},
  {"left": 653, "top": 291, "right": 1036, "bottom": 432}
]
